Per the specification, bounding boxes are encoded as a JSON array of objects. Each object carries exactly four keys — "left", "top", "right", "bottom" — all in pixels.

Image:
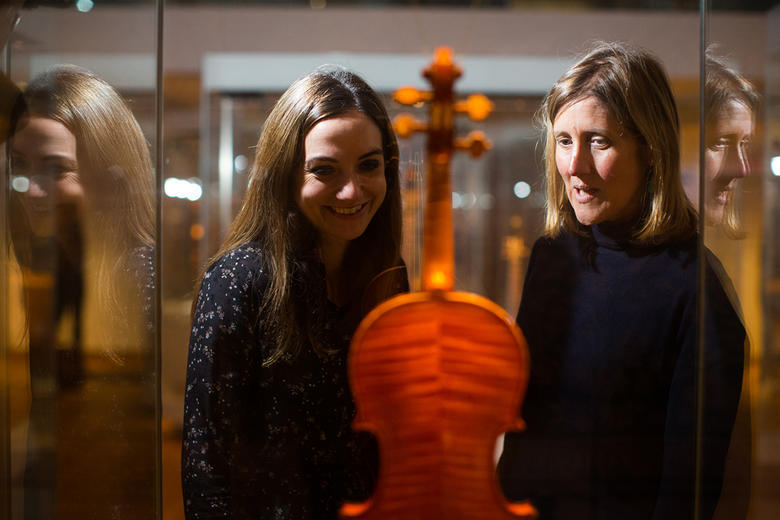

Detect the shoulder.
[
  {"left": 201, "top": 243, "right": 268, "bottom": 293},
  {"left": 194, "top": 243, "right": 269, "bottom": 322},
  {"left": 651, "top": 238, "right": 742, "bottom": 327},
  {"left": 526, "top": 231, "right": 581, "bottom": 274},
  {"left": 530, "top": 231, "right": 577, "bottom": 257}
]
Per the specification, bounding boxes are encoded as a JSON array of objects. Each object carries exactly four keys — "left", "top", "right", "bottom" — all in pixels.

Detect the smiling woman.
[
  {"left": 296, "top": 111, "right": 388, "bottom": 300},
  {"left": 181, "top": 67, "right": 407, "bottom": 519}
]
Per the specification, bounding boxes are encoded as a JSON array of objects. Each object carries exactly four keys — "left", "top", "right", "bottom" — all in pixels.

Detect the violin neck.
[
  {"left": 413, "top": 49, "right": 461, "bottom": 293},
  {"left": 422, "top": 103, "right": 455, "bottom": 292}
]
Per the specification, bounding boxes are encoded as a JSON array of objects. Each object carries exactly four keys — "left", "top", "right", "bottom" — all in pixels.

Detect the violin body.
[{"left": 342, "top": 290, "right": 532, "bottom": 519}]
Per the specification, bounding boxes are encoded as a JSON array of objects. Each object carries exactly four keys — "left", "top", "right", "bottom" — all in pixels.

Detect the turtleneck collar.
[{"left": 587, "top": 221, "right": 637, "bottom": 251}]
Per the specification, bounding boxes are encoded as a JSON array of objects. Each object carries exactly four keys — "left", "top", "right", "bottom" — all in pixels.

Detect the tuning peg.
[
  {"left": 394, "top": 87, "right": 433, "bottom": 107},
  {"left": 455, "top": 130, "right": 492, "bottom": 158},
  {"left": 393, "top": 113, "right": 428, "bottom": 139},
  {"left": 455, "top": 94, "right": 493, "bottom": 122}
]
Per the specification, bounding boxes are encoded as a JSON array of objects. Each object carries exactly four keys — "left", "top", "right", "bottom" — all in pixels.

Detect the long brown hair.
[
  {"left": 540, "top": 41, "right": 696, "bottom": 245},
  {"left": 199, "top": 67, "right": 402, "bottom": 365}
]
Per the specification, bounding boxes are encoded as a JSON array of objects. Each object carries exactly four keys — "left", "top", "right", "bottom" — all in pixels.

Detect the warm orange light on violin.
[
  {"left": 455, "top": 93, "right": 494, "bottom": 121},
  {"left": 393, "top": 113, "right": 427, "bottom": 139},
  {"left": 427, "top": 269, "right": 449, "bottom": 290},
  {"left": 394, "top": 86, "right": 432, "bottom": 106},
  {"left": 455, "top": 130, "right": 493, "bottom": 158},
  {"left": 434, "top": 46, "right": 454, "bottom": 66}
]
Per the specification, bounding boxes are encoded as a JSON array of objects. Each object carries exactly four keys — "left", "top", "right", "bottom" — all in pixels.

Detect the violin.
[{"left": 342, "top": 48, "right": 536, "bottom": 519}]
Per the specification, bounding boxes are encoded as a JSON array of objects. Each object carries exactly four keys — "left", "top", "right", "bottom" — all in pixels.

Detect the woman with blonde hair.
[
  {"left": 182, "top": 67, "right": 404, "bottom": 518},
  {"left": 703, "top": 51, "right": 759, "bottom": 237},
  {"left": 498, "top": 42, "right": 745, "bottom": 520}
]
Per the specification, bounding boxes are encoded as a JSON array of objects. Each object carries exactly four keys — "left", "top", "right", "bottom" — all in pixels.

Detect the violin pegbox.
[{"left": 392, "top": 46, "right": 495, "bottom": 156}]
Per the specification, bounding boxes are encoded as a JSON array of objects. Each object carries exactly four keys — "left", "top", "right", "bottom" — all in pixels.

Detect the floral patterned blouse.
[{"left": 182, "top": 244, "right": 379, "bottom": 519}]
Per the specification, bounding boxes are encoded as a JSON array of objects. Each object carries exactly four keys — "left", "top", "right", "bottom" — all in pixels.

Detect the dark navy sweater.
[{"left": 498, "top": 227, "right": 744, "bottom": 520}]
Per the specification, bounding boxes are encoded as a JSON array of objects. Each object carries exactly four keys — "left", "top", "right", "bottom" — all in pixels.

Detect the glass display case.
[{"left": 1, "top": 1, "right": 777, "bottom": 518}]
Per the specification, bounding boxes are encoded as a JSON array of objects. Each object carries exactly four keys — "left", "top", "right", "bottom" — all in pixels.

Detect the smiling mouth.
[
  {"left": 573, "top": 185, "right": 598, "bottom": 203},
  {"left": 712, "top": 181, "right": 737, "bottom": 205},
  {"left": 714, "top": 189, "right": 731, "bottom": 205},
  {"left": 328, "top": 203, "right": 368, "bottom": 216}
]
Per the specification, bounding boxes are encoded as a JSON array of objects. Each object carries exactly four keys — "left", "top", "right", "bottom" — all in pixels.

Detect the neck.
[
  {"left": 596, "top": 219, "right": 635, "bottom": 240},
  {"left": 319, "top": 238, "right": 348, "bottom": 303}
]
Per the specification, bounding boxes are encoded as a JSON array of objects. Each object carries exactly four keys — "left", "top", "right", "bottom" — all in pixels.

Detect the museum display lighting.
[
  {"left": 513, "top": 181, "right": 531, "bottom": 199},
  {"left": 164, "top": 177, "right": 203, "bottom": 201},
  {"left": 771, "top": 156, "right": 780, "bottom": 177}
]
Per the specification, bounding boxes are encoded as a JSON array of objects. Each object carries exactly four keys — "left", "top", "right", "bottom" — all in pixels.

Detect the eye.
[
  {"left": 358, "top": 158, "right": 382, "bottom": 173},
  {"left": 305, "top": 163, "right": 336, "bottom": 177},
  {"left": 555, "top": 136, "right": 572, "bottom": 147},
  {"left": 590, "top": 136, "right": 610, "bottom": 149},
  {"left": 45, "top": 163, "right": 74, "bottom": 178},
  {"left": 709, "top": 138, "right": 730, "bottom": 151},
  {"left": 59, "top": 171, "right": 80, "bottom": 183}
]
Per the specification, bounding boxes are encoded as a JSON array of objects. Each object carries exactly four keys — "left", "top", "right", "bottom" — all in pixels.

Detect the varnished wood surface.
[{"left": 343, "top": 291, "right": 533, "bottom": 519}]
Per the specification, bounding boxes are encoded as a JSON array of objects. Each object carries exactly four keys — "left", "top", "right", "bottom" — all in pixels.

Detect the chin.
[
  {"left": 705, "top": 205, "right": 725, "bottom": 226},
  {"left": 572, "top": 210, "right": 602, "bottom": 227}
]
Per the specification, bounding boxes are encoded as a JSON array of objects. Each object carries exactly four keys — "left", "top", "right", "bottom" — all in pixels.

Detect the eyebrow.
[
  {"left": 304, "top": 148, "right": 383, "bottom": 164},
  {"left": 11, "top": 149, "right": 77, "bottom": 162},
  {"left": 553, "top": 129, "right": 612, "bottom": 139}
]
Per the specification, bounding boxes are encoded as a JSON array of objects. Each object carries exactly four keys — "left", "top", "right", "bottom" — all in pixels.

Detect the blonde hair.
[
  {"left": 705, "top": 51, "right": 759, "bottom": 238},
  {"left": 540, "top": 41, "right": 696, "bottom": 244},
  {"left": 199, "top": 67, "right": 402, "bottom": 365}
]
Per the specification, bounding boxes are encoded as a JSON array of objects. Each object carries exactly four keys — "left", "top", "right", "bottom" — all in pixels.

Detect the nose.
[
  {"left": 564, "top": 141, "right": 590, "bottom": 177},
  {"left": 735, "top": 143, "right": 751, "bottom": 178},
  {"left": 724, "top": 143, "right": 750, "bottom": 180},
  {"left": 27, "top": 177, "right": 50, "bottom": 199},
  {"left": 336, "top": 171, "right": 364, "bottom": 200}
]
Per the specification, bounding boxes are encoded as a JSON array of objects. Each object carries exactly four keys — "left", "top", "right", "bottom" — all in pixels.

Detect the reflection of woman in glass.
[
  {"left": 497, "top": 42, "right": 745, "bottom": 520},
  {"left": 704, "top": 52, "right": 759, "bottom": 237},
  {"left": 704, "top": 51, "right": 758, "bottom": 520},
  {"left": 182, "top": 67, "right": 404, "bottom": 518},
  {"left": 9, "top": 65, "right": 155, "bottom": 517},
  {"left": 10, "top": 66, "right": 155, "bottom": 350}
]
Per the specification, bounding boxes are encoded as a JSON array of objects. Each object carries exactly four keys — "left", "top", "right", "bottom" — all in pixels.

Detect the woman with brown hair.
[
  {"left": 10, "top": 65, "right": 156, "bottom": 353},
  {"left": 182, "top": 67, "right": 405, "bottom": 518},
  {"left": 497, "top": 42, "right": 745, "bottom": 520}
]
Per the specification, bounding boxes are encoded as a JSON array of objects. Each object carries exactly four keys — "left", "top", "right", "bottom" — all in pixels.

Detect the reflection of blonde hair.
[
  {"left": 540, "top": 41, "right": 696, "bottom": 244},
  {"left": 705, "top": 51, "right": 759, "bottom": 238},
  {"left": 17, "top": 66, "right": 154, "bottom": 342},
  {"left": 198, "top": 67, "right": 402, "bottom": 366}
]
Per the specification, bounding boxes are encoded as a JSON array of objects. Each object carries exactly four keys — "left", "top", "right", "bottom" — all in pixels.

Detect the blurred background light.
[
  {"left": 513, "top": 181, "right": 531, "bottom": 199},
  {"left": 164, "top": 177, "right": 203, "bottom": 201}
]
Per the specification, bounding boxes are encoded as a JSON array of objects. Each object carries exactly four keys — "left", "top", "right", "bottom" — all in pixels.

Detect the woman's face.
[
  {"left": 296, "top": 110, "right": 387, "bottom": 252},
  {"left": 553, "top": 96, "right": 646, "bottom": 227},
  {"left": 704, "top": 100, "right": 753, "bottom": 225},
  {"left": 11, "top": 116, "right": 84, "bottom": 233}
]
